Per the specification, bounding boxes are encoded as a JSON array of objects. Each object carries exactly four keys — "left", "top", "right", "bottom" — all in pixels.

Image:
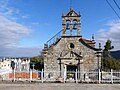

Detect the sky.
[{"left": 0, "top": 0, "right": 120, "bottom": 57}]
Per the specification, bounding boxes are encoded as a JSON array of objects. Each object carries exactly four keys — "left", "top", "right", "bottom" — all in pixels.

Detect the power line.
[
  {"left": 106, "top": 0, "right": 120, "bottom": 19},
  {"left": 113, "top": 0, "right": 120, "bottom": 11}
]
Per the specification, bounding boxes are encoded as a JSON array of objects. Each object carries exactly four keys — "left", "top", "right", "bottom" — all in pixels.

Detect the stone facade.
[{"left": 42, "top": 8, "right": 102, "bottom": 81}]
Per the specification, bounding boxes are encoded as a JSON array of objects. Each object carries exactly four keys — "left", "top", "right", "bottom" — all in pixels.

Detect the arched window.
[
  {"left": 66, "top": 20, "right": 71, "bottom": 35},
  {"left": 66, "top": 20, "right": 70, "bottom": 29},
  {"left": 72, "top": 20, "right": 78, "bottom": 36},
  {"left": 72, "top": 20, "right": 78, "bottom": 30}
]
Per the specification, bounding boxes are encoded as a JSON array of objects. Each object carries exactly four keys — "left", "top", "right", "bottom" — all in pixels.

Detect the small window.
[{"left": 70, "top": 43, "right": 75, "bottom": 49}]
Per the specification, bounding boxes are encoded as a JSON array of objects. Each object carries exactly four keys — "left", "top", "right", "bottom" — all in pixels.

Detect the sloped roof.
[
  {"left": 82, "top": 38, "right": 95, "bottom": 44},
  {"left": 79, "top": 38, "right": 99, "bottom": 51},
  {"left": 63, "top": 8, "right": 80, "bottom": 17}
]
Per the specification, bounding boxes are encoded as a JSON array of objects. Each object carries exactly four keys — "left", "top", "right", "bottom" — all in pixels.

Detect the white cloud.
[
  {"left": 96, "top": 20, "right": 120, "bottom": 50},
  {"left": 0, "top": 0, "right": 40, "bottom": 57},
  {"left": 0, "top": 0, "right": 29, "bottom": 20},
  {"left": 21, "top": 15, "right": 29, "bottom": 19},
  {"left": 0, "top": 15, "right": 31, "bottom": 47},
  {"left": 0, "top": 0, "right": 19, "bottom": 17},
  {"left": 31, "top": 22, "right": 40, "bottom": 26},
  {"left": 0, "top": 47, "right": 41, "bottom": 57}
]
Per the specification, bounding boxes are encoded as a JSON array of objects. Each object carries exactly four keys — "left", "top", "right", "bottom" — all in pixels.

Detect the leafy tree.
[
  {"left": 103, "top": 40, "right": 114, "bottom": 58},
  {"left": 30, "top": 55, "right": 44, "bottom": 71},
  {"left": 102, "top": 40, "right": 120, "bottom": 71},
  {"left": 104, "top": 39, "right": 114, "bottom": 51},
  {"left": 102, "top": 58, "right": 120, "bottom": 71}
]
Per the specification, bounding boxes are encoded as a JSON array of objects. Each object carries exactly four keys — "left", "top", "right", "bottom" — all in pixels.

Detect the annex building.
[{"left": 42, "top": 8, "right": 102, "bottom": 81}]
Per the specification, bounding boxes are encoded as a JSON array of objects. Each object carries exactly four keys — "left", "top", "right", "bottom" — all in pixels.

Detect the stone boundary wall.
[{"left": 9, "top": 72, "right": 38, "bottom": 79}]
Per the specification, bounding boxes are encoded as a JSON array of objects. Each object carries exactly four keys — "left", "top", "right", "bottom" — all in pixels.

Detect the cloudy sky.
[{"left": 0, "top": 0, "right": 120, "bottom": 57}]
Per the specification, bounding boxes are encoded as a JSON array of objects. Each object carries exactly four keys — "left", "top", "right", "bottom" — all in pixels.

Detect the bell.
[
  {"left": 73, "top": 22, "right": 77, "bottom": 29},
  {"left": 66, "top": 23, "right": 70, "bottom": 29}
]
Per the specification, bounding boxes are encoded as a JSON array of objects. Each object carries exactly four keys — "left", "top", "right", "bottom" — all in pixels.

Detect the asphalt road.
[{"left": 0, "top": 83, "right": 120, "bottom": 90}]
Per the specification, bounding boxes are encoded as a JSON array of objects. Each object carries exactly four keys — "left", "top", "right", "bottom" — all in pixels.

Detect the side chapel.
[{"left": 42, "top": 8, "right": 102, "bottom": 81}]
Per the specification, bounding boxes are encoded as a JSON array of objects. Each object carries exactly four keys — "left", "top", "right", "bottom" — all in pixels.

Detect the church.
[{"left": 42, "top": 8, "right": 102, "bottom": 81}]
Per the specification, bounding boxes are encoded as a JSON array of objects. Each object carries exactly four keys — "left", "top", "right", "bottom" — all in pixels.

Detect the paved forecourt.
[{"left": 0, "top": 84, "right": 120, "bottom": 90}]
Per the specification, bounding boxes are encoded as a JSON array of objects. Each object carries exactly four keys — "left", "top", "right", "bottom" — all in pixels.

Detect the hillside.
[{"left": 111, "top": 50, "right": 120, "bottom": 59}]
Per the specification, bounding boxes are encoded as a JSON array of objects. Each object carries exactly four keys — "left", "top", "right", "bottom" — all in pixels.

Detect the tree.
[
  {"left": 102, "top": 58, "right": 120, "bottom": 71},
  {"left": 104, "top": 39, "right": 114, "bottom": 51},
  {"left": 102, "top": 40, "right": 120, "bottom": 71},
  {"left": 30, "top": 55, "right": 44, "bottom": 71},
  {"left": 103, "top": 39, "right": 114, "bottom": 58}
]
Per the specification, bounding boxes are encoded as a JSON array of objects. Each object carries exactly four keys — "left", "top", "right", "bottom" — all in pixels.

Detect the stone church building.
[{"left": 42, "top": 8, "right": 102, "bottom": 81}]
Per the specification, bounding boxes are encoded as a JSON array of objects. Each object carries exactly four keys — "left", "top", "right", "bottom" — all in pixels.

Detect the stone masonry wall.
[{"left": 44, "top": 36, "right": 98, "bottom": 80}]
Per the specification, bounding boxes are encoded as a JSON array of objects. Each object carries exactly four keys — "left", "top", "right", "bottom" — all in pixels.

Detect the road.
[{"left": 0, "top": 83, "right": 120, "bottom": 90}]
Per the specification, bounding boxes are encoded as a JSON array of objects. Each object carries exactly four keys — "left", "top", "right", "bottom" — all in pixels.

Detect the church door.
[{"left": 67, "top": 65, "right": 77, "bottom": 80}]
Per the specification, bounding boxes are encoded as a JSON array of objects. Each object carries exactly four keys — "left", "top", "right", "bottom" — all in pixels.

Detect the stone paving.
[{"left": 0, "top": 83, "right": 120, "bottom": 90}]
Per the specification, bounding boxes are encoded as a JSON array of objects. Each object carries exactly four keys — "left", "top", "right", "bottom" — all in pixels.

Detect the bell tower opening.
[{"left": 62, "top": 8, "right": 81, "bottom": 36}]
